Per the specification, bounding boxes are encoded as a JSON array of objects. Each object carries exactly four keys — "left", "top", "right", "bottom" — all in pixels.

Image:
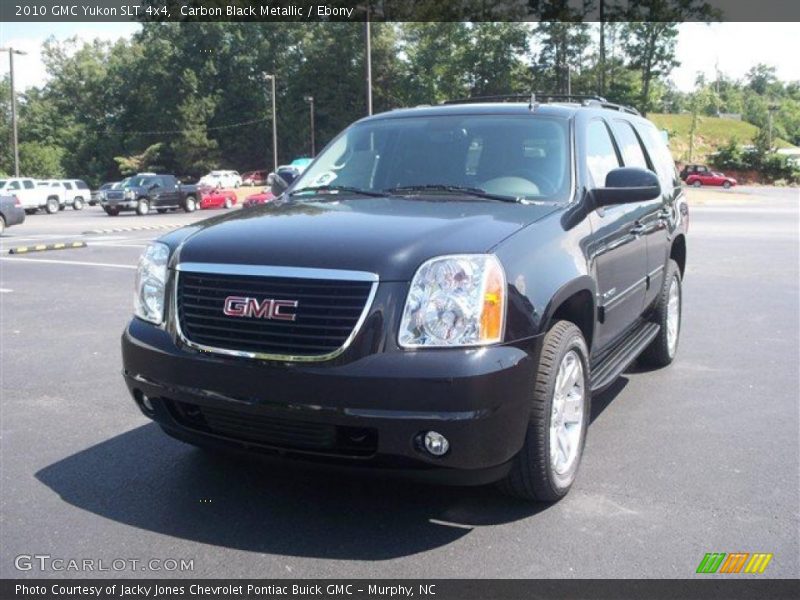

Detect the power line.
[{"left": 88, "top": 115, "right": 269, "bottom": 136}]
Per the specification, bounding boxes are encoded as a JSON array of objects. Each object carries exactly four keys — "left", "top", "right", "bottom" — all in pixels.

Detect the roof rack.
[
  {"left": 441, "top": 93, "right": 640, "bottom": 115},
  {"left": 583, "top": 99, "right": 641, "bottom": 116}
]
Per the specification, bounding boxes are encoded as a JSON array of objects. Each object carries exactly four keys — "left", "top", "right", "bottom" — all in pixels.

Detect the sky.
[{"left": 1, "top": 22, "right": 799, "bottom": 94}]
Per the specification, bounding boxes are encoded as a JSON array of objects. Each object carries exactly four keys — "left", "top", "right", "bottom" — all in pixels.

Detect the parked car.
[
  {"left": 59, "top": 179, "right": 91, "bottom": 210},
  {"left": 198, "top": 170, "right": 242, "bottom": 189},
  {"left": 199, "top": 186, "right": 237, "bottom": 210},
  {"left": 122, "top": 97, "right": 688, "bottom": 502},
  {"left": 241, "top": 170, "right": 269, "bottom": 186},
  {"left": 0, "top": 177, "right": 61, "bottom": 214},
  {"left": 242, "top": 189, "right": 275, "bottom": 207},
  {"left": 102, "top": 174, "right": 199, "bottom": 216},
  {"left": 0, "top": 194, "right": 25, "bottom": 234},
  {"left": 679, "top": 164, "right": 711, "bottom": 181},
  {"left": 685, "top": 170, "right": 737, "bottom": 188},
  {"left": 91, "top": 182, "right": 118, "bottom": 206}
]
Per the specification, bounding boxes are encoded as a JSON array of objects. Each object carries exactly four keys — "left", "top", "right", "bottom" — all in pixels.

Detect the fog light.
[
  {"left": 141, "top": 394, "right": 154, "bottom": 412},
  {"left": 423, "top": 431, "right": 449, "bottom": 457}
]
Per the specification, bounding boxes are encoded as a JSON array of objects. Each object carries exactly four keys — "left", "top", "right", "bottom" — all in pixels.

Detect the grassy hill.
[{"left": 649, "top": 113, "right": 794, "bottom": 164}]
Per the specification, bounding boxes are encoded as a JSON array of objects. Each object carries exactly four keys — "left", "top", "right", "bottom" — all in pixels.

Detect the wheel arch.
[
  {"left": 671, "top": 234, "right": 687, "bottom": 278},
  {"left": 540, "top": 276, "right": 597, "bottom": 352}
]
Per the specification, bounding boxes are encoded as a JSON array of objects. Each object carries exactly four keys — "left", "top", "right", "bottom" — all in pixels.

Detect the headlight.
[
  {"left": 124, "top": 189, "right": 135, "bottom": 199},
  {"left": 134, "top": 242, "right": 170, "bottom": 324},
  {"left": 399, "top": 254, "right": 506, "bottom": 348}
]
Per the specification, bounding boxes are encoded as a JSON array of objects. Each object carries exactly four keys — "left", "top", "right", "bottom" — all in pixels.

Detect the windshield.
[
  {"left": 293, "top": 115, "right": 571, "bottom": 201},
  {"left": 121, "top": 176, "right": 152, "bottom": 188}
]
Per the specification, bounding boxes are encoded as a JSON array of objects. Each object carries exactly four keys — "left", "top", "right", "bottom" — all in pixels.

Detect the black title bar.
[
  {"left": 3, "top": 0, "right": 800, "bottom": 22},
  {"left": 3, "top": 579, "right": 800, "bottom": 600}
]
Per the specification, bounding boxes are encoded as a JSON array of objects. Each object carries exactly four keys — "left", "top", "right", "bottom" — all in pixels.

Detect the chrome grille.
[{"left": 175, "top": 264, "right": 377, "bottom": 361}]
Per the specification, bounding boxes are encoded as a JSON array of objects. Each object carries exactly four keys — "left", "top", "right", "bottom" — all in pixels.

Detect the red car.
[
  {"left": 198, "top": 187, "right": 237, "bottom": 210},
  {"left": 242, "top": 189, "right": 275, "bottom": 207},
  {"left": 685, "top": 171, "right": 737, "bottom": 189}
]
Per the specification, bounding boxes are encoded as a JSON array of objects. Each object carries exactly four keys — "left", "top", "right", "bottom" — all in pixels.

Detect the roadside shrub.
[{"left": 712, "top": 138, "right": 746, "bottom": 170}]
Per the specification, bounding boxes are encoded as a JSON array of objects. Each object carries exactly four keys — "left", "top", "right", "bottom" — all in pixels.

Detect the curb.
[
  {"left": 8, "top": 241, "right": 88, "bottom": 255},
  {"left": 83, "top": 224, "right": 181, "bottom": 235}
]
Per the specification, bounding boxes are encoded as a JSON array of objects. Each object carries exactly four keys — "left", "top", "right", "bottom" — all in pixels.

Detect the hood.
[{"left": 175, "top": 197, "right": 559, "bottom": 281}]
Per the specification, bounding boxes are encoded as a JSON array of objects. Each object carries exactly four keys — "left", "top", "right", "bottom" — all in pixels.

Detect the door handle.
[{"left": 630, "top": 223, "right": 647, "bottom": 236}]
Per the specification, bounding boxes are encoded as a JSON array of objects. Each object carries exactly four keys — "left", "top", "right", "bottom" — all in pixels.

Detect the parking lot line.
[{"left": 0, "top": 256, "right": 136, "bottom": 269}]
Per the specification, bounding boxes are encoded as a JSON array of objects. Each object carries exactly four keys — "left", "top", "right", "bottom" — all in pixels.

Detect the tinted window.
[
  {"left": 23, "top": 180, "right": 35, "bottom": 189},
  {"left": 585, "top": 120, "right": 620, "bottom": 187},
  {"left": 7, "top": 181, "right": 20, "bottom": 190},
  {"left": 76, "top": 180, "right": 89, "bottom": 189},
  {"left": 63, "top": 182, "right": 73, "bottom": 189},
  {"left": 612, "top": 120, "right": 649, "bottom": 169},
  {"left": 295, "top": 115, "right": 571, "bottom": 201}
]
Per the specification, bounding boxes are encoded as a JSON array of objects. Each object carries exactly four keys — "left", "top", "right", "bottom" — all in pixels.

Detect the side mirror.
[
  {"left": 591, "top": 167, "right": 661, "bottom": 207},
  {"left": 267, "top": 172, "right": 289, "bottom": 197}
]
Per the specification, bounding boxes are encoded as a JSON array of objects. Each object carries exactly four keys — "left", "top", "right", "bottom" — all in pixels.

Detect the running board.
[{"left": 590, "top": 321, "right": 660, "bottom": 392}]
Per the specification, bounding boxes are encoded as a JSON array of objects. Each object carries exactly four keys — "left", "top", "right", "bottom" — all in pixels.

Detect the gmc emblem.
[{"left": 222, "top": 296, "right": 299, "bottom": 321}]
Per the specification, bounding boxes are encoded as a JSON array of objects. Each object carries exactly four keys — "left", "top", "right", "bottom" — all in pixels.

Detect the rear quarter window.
[{"left": 635, "top": 122, "right": 679, "bottom": 192}]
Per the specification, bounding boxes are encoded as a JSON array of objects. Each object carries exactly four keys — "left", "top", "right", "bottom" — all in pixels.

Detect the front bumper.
[{"left": 122, "top": 318, "right": 539, "bottom": 485}]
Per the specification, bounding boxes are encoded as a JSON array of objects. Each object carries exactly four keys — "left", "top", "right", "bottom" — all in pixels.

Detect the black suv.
[
  {"left": 102, "top": 174, "right": 198, "bottom": 216},
  {"left": 122, "top": 96, "right": 687, "bottom": 501}
]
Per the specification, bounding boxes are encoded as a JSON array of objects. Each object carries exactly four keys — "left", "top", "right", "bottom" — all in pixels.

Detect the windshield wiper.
[
  {"left": 289, "top": 185, "right": 388, "bottom": 198},
  {"left": 384, "top": 184, "right": 522, "bottom": 203}
]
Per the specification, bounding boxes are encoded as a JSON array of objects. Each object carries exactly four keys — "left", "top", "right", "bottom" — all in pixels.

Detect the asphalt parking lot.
[{"left": 1, "top": 187, "right": 798, "bottom": 579}]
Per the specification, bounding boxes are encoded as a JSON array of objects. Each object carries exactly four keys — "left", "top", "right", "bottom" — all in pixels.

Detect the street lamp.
[
  {"left": 303, "top": 95, "right": 315, "bottom": 157},
  {"left": 0, "top": 46, "right": 28, "bottom": 177},
  {"left": 263, "top": 73, "right": 278, "bottom": 172}
]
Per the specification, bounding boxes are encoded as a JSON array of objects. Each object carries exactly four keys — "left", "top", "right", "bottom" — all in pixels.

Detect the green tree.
[
  {"left": 114, "top": 143, "right": 163, "bottom": 175},
  {"left": 533, "top": 22, "right": 592, "bottom": 94},
  {"left": 19, "top": 142, "right": 65, "bottom": 178}
]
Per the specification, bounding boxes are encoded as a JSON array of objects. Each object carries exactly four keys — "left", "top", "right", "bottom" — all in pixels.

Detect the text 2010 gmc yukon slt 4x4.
[{"left": 122, "top": 97, "right": 688, "bottom": 501}]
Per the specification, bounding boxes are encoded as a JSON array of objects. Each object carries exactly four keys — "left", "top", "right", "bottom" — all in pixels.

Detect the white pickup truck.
[{"left": 0, "top": 177, "right": 62, "bottom": 214}]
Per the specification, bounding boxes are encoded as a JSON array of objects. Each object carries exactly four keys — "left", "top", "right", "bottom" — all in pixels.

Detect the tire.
[
  {"left": 692, "top": 180, "right": 702, "bottom": 188},
  {"left": 156, "top": 208, "right": 168, "bottom": 214},
  {"left": 72, "top": 197, "right": 84, "bottom": 210},
  {"left": 499, "top": 321, "right": 591, "bottom": 502},
  {"left": 136, "top": 198, "right": 150, "bottom": 216},
  {"left": 183, "top": 196, "right": 197, "bottom": 213},
  {"left": 639, "top": 259, "right": 682, "bottom": 368},
  {"left": 45, "top": 197, "right": 60, "bottom": 214},
  {"left": 104, "top": 207, "right": 120, "bottom": 217},
  {"left": 0, "top": 216, "right": 5, "bottom": 235},
  {"left": 723, "top": 181, "right": 731, "bottom": 189},
  {"left": 224, "top": 197, "right": 233, "bottom": 209}
]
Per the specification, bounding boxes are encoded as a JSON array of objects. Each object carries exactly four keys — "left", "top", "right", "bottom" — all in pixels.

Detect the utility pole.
[
  {"left": 1, "top": 46, "right": 27, "bottom": 177},
  {"left": 304, "top": 95, "right": 315, "bottom": 157},
  {"left": 365, "top": 19, "right": 373, "bottom": 115},
  {"left": 599, "top": 0, "right": 606, "bottom": 96},
  {"left": 767, "top": 104, "right": 779, "bottom": 151},
  {"left": 263, "top": 73, "right": 278, "bottom": 171}
]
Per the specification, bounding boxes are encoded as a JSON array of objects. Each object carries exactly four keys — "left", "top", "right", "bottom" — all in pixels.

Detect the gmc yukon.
[{"left": 121, "top": 96, "right": 688, "bottom": 501}]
